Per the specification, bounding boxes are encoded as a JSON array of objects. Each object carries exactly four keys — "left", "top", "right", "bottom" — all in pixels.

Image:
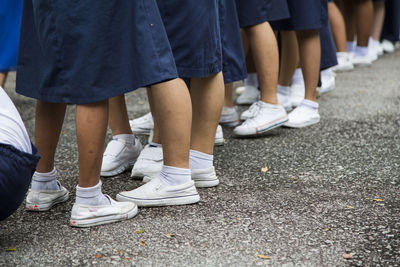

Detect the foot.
[
  {"left": 70, "top": 195, "right": 138, "bottom": 227},
  {"left": 234, "top": 101, "right": 288, "bottom": 137},
  {"left": 235, "top": 85, "right": 260, "bottom": 105},
  {"left": 332, "top": 52, "right": 354, "bottom": 72},
  {"left": 381, "top": 39, "right": 395, "bottom": 53},
  {"left": 116, "top": 178, "right": 200, "bottom": 207},
  {"left": 240, "top": 101, "right": 261, "bottom": 121},
  {"left": 129, "top": 112, "right": 154, "bottom": 135},
  {"left": 214, "top": 125, "right": 224, "bottom": 146},
  {"left": 131, "top": 144, "right": 163, "bottom": 179},
  {"left": 101, "top": 137, "right": 143, "bottom": 177},
  {"left": 191, "top": 166, "right": 219, "bottom": 188},
  {"left": 318, "top": 70, "right": 336, "bottom": 96},
  {"left": 26, "top": 181, "right": 69, "bottom": 211},
  {"left": 219, "top": 106, "right": 239, "bottom": 127},
  {"left": 284, "top": 105, "right": 320, "bottom": 128},
  {"left": 352, "top": 55, "right": 372, "bottom": 67},
  {"left": 277, "top": 92, "right": 292, "bottom": 111},
  {"left": 289, "top": 82, "right": 305, "bottom": 108}
]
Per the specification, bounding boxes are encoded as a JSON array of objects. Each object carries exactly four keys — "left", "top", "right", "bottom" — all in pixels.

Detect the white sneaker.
[
  {"left": 192, "top": 166, "right": 219, "bottom": 188},
  {"left": 219, "top": 106, "right": 239, "bottom": 127},
  {"left": 116, "top": 178, "right": 200, "bottom": 207},
  {"left": 368, "top": 48, "right": 378, "bottom": 62},
  {"left": 381, "top": 39, "right": 395, "bottom": 53},
  {"left": 234, "top": 101, "right": 288, "bottom": 137},
  {"left": 240, "top": 101, "right": 261, "bottom": 121},
  {"left": 214, "top": 125, "right": 224, "bottom": 146},
  {"left": 284, "top": 105, "right": 320, "bottom": 128},
  {"left": 235, "top": 86, "right": 246, "bottom": 95},
  {"left": 101, "top": 137, "right": 143, "bottom": 177},
  {"left": 70, "top": 195, "right": 138, "bottom": 227},
  {"left": 332, "top": 52, "right": 354, "bottom": 72},
  {"left": 235, "top": 85, "right": 260, "bottom": 105},
  {"left": 289, "top": 82, "right": 305, "bottom": 107},
  {"left": 277, "top": 92, "right": 292, "bottom": 111},
  {"left": 131, "top": 144, "right": 163, "bottom": 179},
  {"left": 129, "top": 112, "right": 154, "bottom": 135},
  {"left": 318, "top": 70, "right": 336, "bottom": 96},
  {"left": 26, "top": 181, "right": 69, "bottom": 211},
  {"left": 352, "top": 55, "right": 372, "bottom": 66}
]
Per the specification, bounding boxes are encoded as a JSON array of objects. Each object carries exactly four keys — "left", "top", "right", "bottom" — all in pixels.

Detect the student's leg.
[
  {"left": 147, "top": 88, "right": 161, "bottom": 144},
  {"left": 371, "top": 1, "right": 385, "bottom": 41},
  {"left": 329, "top": 1, "right": 348, "bottom": 52},
  {"left": 190, "top": 73, "right": 224, "bottom": 155},
  {"left": 224, "top": 83, "right": 234, "bottom": 108},
  {"left": 279, "top": 31, "right": 299, "bottom": 87},
  {"left": 341, "top": 0, "right": 357, "bottom": 51},
  {"left": 0, "top": 73, "right": 7, "bottom": 88},
  {"left": 108, "top": 95, "right": 133, "bottom": 136},
  {"left": 356, "top": 0, "right": 374, "bottom": 47},
  {"left": 296, "top": 30, "right": 321, "bottom": 102}
]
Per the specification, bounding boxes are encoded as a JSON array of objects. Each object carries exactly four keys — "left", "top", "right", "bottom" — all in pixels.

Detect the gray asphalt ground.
[{"left": 1, "top": 51, "right": 399, "bottom": 266}]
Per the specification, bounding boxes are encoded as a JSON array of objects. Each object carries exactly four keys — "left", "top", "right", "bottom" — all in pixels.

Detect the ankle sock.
[
  {"left": 347, "top": 41, "right": 355, "bottom": 52},
  {"left": 292, "top": 68, "right": 304, "bottom": 85},
  {"left": 277, "top": 85, "right": 290, "bottom": 96},
  {"left": 114, "top": 134, "right": 135, "bottom": 145},
  {"left": 189, "top": 149, "right": 213, "bottom": 170},
  {"left": 31, "top": 168, "right": 61, "bottom": 191},
  {"left": 159, "top": 165, "right": 191, "bottom": 186},
  {"left": 300, "top": 99, "right": 319, "bottom": 110},
  {"left": 354, "top": 46, "right": 369, "bottom": 57},
  {"left": 244, "top": 73, "right": 259, "bottom": 87},
  {"left": 75, "top": 181, "right": 110, "bottom": 206}
]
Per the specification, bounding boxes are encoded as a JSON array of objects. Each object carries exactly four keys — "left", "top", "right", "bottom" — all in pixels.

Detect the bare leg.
[
  {"left": 76, "top": 100, "right": 109, "bottom": 187},
  {"left": 0, "top": 72, "right": 7, "bottom": 88},
  {"left": 329, "top": 2, "right": 348, "bottom": 52},
  {"left": 342, "top": 0, "right": 356, "bottom": 42},
  {"left": 150, "top": 78, "right": 192, "bottom": 168},
  {"left": 296, "top": 30, "right": 321, "bottom": 102},
  {"left": 245, "top": 22, "right": 279, "bottom": 104},
  {"left": 355, "top": 0, "right": 373, "bottom": 47},
  {"left": 190, "top": 73, "right": 224, "bottom": 155},
  {"left": 224, "top": 83, "right": 234, "bottom": 108},
  {"left": 371, "top": 1, "right": 385, "bottom": 41},
  {"left": 35, "top": 101, "right": 67, "bottom": 173},
  {"left": 279, "top": 31, "right": 299, "bottom": 86},
  {"left": 108, "top": 95, "right": 133, "bottom": 135},
  {"left": 147, "top": 88, "right": 161, "bottom": 144}
]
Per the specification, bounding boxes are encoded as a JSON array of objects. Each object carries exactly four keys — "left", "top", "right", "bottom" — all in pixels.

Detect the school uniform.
[
  {"left": 382, "top": 0, "right": 400, "bottom": 42},
  {"left": 156, "top": 0, "right": 222, "bottom": 79},
  {"left": 236, "top": 0, "right": 290, "bottom": 28},
  {"left": 219, "top": 0, "right": 247, "bottom": 83},
  {"left": 0, "top": 0, "right": 23, "bottom": 72},
  {"left": 0, "top": 87, "right": 39, "bottom": 221},
  {"left": 16, "top": 0, "right": 178, "bottom": 104},
  {"left": 271, "top": 0, "right": 328, "bottom": 31}
]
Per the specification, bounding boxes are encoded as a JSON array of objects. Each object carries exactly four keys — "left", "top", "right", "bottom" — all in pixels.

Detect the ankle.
[
  {"left": 75, "top": 181, "right": 110, "bottom": 206},
  {"left": 31, "top": 168, "right": 60, "bottom": 191}
]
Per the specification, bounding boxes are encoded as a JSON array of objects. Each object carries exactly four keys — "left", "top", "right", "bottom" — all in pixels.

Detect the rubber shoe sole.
[
  {"left": 234, "top": 117, "right": 288, "bottom": 137},
  {"left": 116, "top": 193, "right": 200, "bottom": 207},
  {"left": 26, "top": 191, "right": 69, "bottom": 211},
  {"left": 283, "top": 117, "right": 320, "bottom": 128},
  {"left": 70, "top": 205, "right": 138, "bottom": 228},
  {"left": 100, "top": 161, "right": 135, "bottom": 177}
]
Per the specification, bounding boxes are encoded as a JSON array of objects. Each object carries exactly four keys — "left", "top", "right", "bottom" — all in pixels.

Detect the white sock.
[
  {"left": 244, "top": 73, "right": 259, "bottom": 87},
  {"left": 189, "top": 149, "right": 213, "bottom": 170},
  {"left": 300, "top": 99, "right": 319, "bottom": 110},
  {"left": 292, "top": 68, "right": 304, "bottom": 85},
  {"left": 31, "top": 168, "right": 61, "bottom": 191},
  {"left": 347, "top": 41, "right": 355, "bottom": 52},
  {"left": 159, "top": 165, "right": 191, "bottom": 186},
  {"left": 75, "top": 181, "right": 110, "bottom": 206},
  {"left": 354, "top": 46, "right": 369, "bottom": 57},
  {"left": 277, "top": 85, "right": 290, "bottom": 96},
  {"left": 114, "top": 134, "right": 135, "bottom": 145}
]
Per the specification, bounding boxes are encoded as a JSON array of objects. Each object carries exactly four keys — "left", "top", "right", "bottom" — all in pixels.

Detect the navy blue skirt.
[
  {"left": 320, "top": 23, "right": 338, "bottom": 70},
  {"left": 16, "top": 0, "right": 178, "bottom": 104},
  {"left": 219, "top": 0, "right": 247, "bottom": 83},
  {"left": 382, "top": 0, "right": 400, "bottom": 41},
  {"left": 157, "top": 0, "right": 222, "bottom": 78},
  {"left": 0, "top": 143, "right": 39, "bottom": 221},
  {"left": 236, "top": 0, "right": 290, "bottom": 28},
  {"left": 271, "top": 0, "right": 328, "bottom": 31}
]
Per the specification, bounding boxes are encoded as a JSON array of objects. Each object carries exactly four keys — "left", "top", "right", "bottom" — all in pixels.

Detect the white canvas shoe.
[
  {"left": 332, "top": 52, "right": 354, "bottom": 72},
  {"left": 116, "top": 178, "right": 200, "bottom": 207},
  {"left": 214, "top": 125, "right": 224, "bottom": 146},
  {"left": 191, "top": 166, "right": 219, "bottom": 188},
  {"left": 235, "top": 86, "right": 246, "bottom": 95},
  {"left": 318, "top": 69, "right": 336, "bottom": 96},
  {"left": 235, "top": 85, "right": 260, "bottom": 105},
  {"left": 101, "top": 137, "right": 143, "bottom": 177},
  {"left": 289, "top": 82, "right": 305, "bottom": 107},
  {"left": 352, "top": 55, "right": 372, "bottom": 67},
  {"left": 219, "top": 106, "right": 239, "bottom": 127},
  {"left": 240, "top": 101, "right": 261, "bottom": 121},
  {"left": 26, "top": 181, "right": 69, "bottom": 211},
  {"left": 284, "top": 105, "right": 320, "bottom": 128},
  {"left": 129, "top": 112, "right": 154, "bottom": 135},
  {"left": 234, "top": 101, "right": 288, "bottom": 137},
  {"left": 131, "top": 144, "right": 163, "bottom": 179},
  {"left": 70, "top": 195, "right": 138, "bottom": 227},
  {"left": 381, "top": 39, "right": 395, "bottom": 53}
]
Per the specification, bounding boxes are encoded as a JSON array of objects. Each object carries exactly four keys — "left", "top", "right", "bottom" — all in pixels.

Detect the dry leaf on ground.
[
  {"left": 257, "top": 254, "right": 270, "bottom": 259},
  {"left": 135, "top": 229, "right": 144, "bottom": 234},
  {"left": 261, "top": 167, "right": 269, "bottom": 173},
  {"left": 343, "top": 253, "right": 353, "bottom": 259},
  {"left": 6, "top": 247, "right": 16, "bottom": 252},
  {"left": 373, "top": 198, "right": 384, "bottom": 202},
  {"left": 139, "top": 240, "right": 146, "bottom": 246},
  {"left": 166, "top": 233, "right": 175, "bottom": 238},
  {"left": 94, "top": 253, "right": 102, "bottom": 259}
]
